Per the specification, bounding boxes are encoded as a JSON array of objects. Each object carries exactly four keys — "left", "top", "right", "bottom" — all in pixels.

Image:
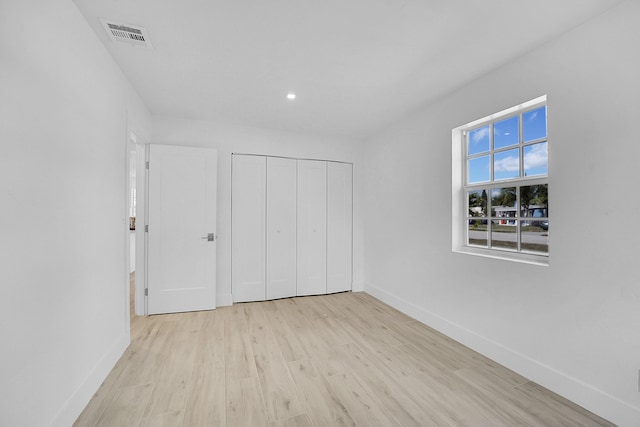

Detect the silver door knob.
[{"left": 201, "top": 233, "right": 216, "bottom": 241}]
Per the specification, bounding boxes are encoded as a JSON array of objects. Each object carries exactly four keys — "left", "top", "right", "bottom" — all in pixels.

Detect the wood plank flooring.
[{"left": 74, "top": 277, "right": 614, "bottom": 426}]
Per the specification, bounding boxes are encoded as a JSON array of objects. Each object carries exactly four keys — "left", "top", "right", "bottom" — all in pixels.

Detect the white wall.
[
  {"left": 361, "top": 1, "right": 640, "bottom": 425},
  {"left": 0, "top": 1, "right": 150, "bottom": 426},
  {"left": 151, "top": 117, "right": 364, "bottom": 306}
]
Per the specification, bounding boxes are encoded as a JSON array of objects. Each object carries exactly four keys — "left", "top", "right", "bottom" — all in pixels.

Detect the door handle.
[{"left": 201, "top": 233, "right": 216, "bottom": 242}]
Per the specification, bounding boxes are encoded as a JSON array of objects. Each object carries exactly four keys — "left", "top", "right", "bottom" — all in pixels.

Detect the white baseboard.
[
  {"left": 217, "top": 293, "right": 233, "bottom": 307},
  {"left": 352, "top": 281, "right": 364, "bottom": 292},
  {"left": 364, "top": 281, "right": 640, "bottom": 427},
  {"left": 50, "top": 333, "right": 129, "bottom": 427}
]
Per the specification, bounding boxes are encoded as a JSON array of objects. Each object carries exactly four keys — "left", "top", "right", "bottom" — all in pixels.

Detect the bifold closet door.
[
  {"left": 266, "top": 157, "right": 297, "bottom": 300},
  {"left": 327, "top": 162, "right": 353, "bottom": 293},
  {"left": 232, "top": 155, "right": 266, "bottom": 303},
  {"left": 297, "top": 160, "right": 327, "bottom": 296}
]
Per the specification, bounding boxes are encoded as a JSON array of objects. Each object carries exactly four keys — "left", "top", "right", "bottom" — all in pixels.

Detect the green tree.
[
  {"left": 492, "top": 187, "right": 516, "bottom": 209},
  {"left": 520, "top": 184, "right": 548, "bottom": 217},
  {"left": 468, "top": 189, "right": 487, "bottom": 217}
]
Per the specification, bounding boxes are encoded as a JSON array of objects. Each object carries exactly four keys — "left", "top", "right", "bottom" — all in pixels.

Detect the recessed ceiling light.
[{"left": 286, "top": 93, "right": 296, "bottom": 100}]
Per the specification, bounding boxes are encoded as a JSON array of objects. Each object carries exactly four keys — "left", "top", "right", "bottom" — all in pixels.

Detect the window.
[{"left": 453, "top": 96, "right": 548, "bottom": 264}]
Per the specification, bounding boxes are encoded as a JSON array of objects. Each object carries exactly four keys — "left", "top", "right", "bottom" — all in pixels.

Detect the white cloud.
[
  {"left": 493, "top": 144, "right": 547, "bottom": 175},
  {"left": 494, "top": 155, "right": 519, "bottom": 173},
  {"left": 524, "top": 142, "right": 548, "bottom": 170},
  {"left": 528, "top": 111, "right": 538, "bottom": 121},
  {"left": 471, "top": 126, "right": 489, "bottom": 144}
]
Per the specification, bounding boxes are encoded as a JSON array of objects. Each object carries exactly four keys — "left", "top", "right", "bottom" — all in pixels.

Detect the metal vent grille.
[{"left": 101, "top": 19, "right": 153, "bottom": 48}]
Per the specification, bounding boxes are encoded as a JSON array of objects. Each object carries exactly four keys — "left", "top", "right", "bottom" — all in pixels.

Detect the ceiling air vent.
[{"left": 100, "top": 19, "right": 153, "bottom": 49}]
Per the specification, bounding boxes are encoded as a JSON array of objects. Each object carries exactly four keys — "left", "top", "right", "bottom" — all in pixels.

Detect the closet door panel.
[
  {"left": 232, "top": 155, "right": 266, "bottom": 302},
  {"left": 296, "top": 160, "right": 327, "bottom": 296},
  {"left": 266, "top": 157, "right": 297, "bottom": 300},
  {"left": 327, "top": 162, "right": 353, "bottom": 293}
]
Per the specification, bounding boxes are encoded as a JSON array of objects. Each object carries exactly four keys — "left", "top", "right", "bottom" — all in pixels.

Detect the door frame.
[
  {"left": 124, "top": 131, "right": 134, "bottom": 331},
  {"left": 125, "top": 132, "right": 149, "bottom": 317},
  {"left": 133, "top": 143, "right": 149, "bottom": 316}
]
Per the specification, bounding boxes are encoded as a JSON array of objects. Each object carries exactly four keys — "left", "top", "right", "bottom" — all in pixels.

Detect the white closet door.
[
  {"left": 297, "top": 160, "right": 327, "bottom": 296},
  {"left": 327, "top": 162, "right": 353, "bottom": 294},
  {"left": 266, "top": 157, "right": 297, "bottom": 300},
  {"left": 232, "top": 155, "right": 266, "bottom": 302}
]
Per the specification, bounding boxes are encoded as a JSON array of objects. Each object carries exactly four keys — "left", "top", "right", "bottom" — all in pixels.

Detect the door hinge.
[
  {"left": 145, "top": 224, "right": 149, "bottom": 232},
  {"left": 144, "top": 288, "right": 148, "bottom": 296},
  {"left": 146, "top": 161, "right": 150, "bottom": 169}
]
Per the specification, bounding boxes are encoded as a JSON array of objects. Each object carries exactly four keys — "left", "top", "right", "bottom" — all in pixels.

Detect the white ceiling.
[{"left": 73, "top": 0, "right": 622, "bottom": 139}]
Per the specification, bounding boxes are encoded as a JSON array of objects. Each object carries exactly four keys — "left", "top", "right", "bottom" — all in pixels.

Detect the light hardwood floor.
[{"left": 74, "top": 276, "right": 614, "bottom": 426}]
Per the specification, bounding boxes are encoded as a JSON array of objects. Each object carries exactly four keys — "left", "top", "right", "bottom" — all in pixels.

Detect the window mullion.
[
  {"left": 487, "top": 189, "right": 492, "bottom": 248},
  {"left": 520, "top": 113, "right": 525, "bottom": 179},
  {"left": 516, "top": 185, "right": 521, "bottom": 252},
  {"left": 517, "top": 113, "right": 523, "bottom": 251},
  {"left": 490, "top": 123, "right": 494, "bottom": 183}
]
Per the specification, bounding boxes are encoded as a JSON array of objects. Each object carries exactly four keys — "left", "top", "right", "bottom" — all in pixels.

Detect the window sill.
[{"left": 453, "top": 246, "right": 549, "bottom": 267}]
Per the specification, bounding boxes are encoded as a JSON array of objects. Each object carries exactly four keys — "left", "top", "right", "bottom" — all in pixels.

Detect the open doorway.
[
  {"left": 126, "top": 131, "right": 147, "bottom": 321},
  {"left": 128, "top": 146, "right": 137, "bottom": 319}
]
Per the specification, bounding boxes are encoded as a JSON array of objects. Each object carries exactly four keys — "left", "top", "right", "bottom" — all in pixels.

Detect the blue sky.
[{"left": 468, "top": 106, "right": 547, "bottom": 184}]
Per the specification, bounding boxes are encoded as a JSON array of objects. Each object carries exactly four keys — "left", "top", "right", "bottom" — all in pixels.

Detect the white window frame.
[{"left": 452, "top": 95, "right": 549, "bottom": 266}]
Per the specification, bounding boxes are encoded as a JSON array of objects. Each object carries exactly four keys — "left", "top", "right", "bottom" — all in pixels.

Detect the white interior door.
[
  {"left": 147, "top": 144, "right": 217, "bottom": 314},
  {"left": 266, "top": 157, "right": 297, "bottom": 300},
  {"left": 232, "top": 155, "right": 266, "bottom": 302},
  {"left": 297, "top": 160, "right": 327, "bottom": 296},
  {"left": 327, "top": 162, "right": 353, "bottom": 293}
]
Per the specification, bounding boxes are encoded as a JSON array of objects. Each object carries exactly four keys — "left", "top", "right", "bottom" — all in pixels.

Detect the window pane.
[
  {"left": 521, "top": 220, "right": 548, "bottom": 253},
  {"left": 468, "top": 190, "right": 488, "bottom": 217},
  {"left": 468, "top": 155, "right": 490, "bottom": 184},
  {"left": 520, "top": 184, "right": 548, "bottom": 218},
  {"left": 494, "top": 116, "right": 519, "bottom": 149},
  {"left": 468, "top": 125, "right": 490, "bottom": 155},
  {"left": 468, "top": 220, "right": 487, "bottom": 247},
  {"left": 523, "top": 142, "right": 548, "bottom": 177},
  {"left": 491, "top": 220, "right": 517, "bottom": 250},
  {"left": 491, "top": 187, "right": 516, "bottom": 217},
  {"left": 523, "top": 106, "right": 547, "bottom": 142},
  {"left": 494, "top": 148, "right": 519, "bottom": 180}
]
